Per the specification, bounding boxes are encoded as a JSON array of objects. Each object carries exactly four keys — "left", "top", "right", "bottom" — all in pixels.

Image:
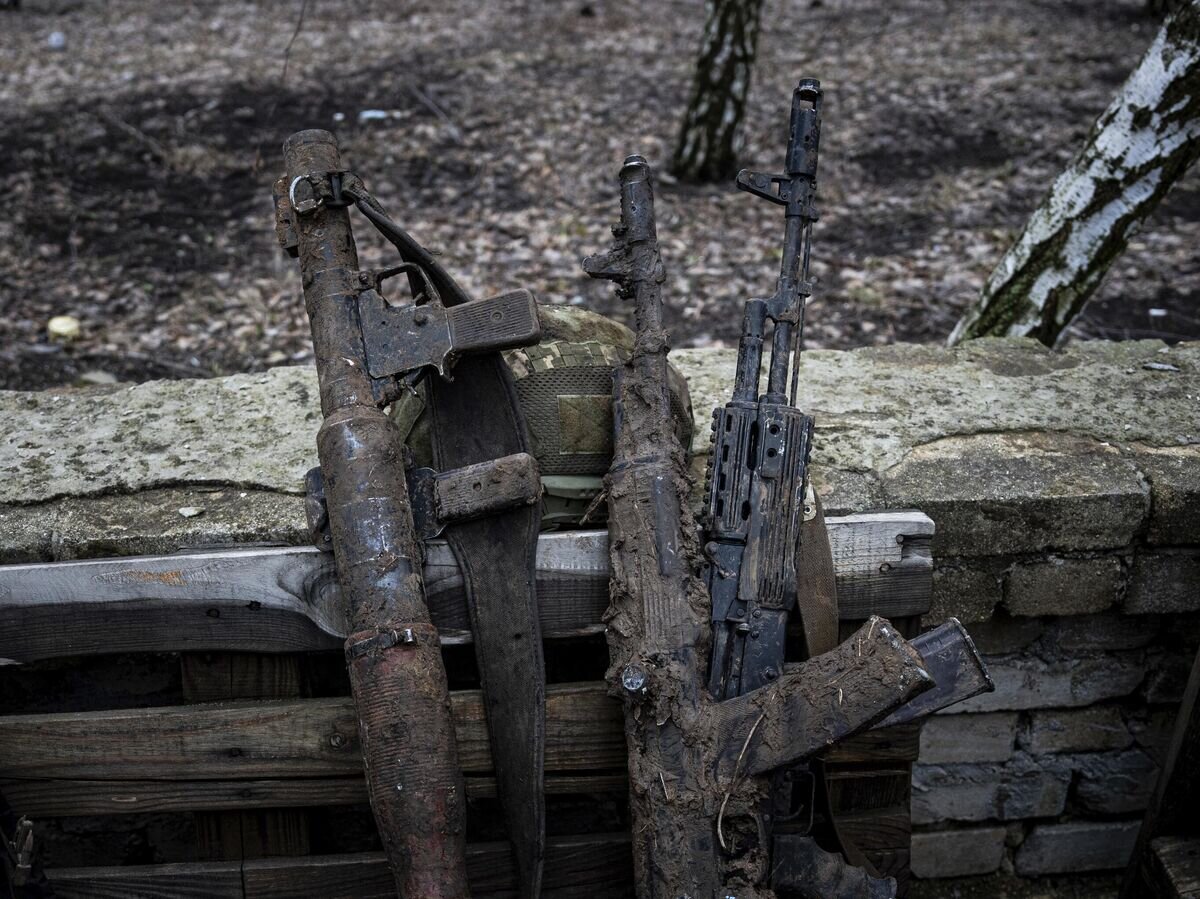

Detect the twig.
[
  {"left": 96, "top": 109, "right": 174, "bottom": 170},
  {"left": 253, "top": 0, "right": 312, "bottom": 173},
  {"left": 408, "top": 84, "right": 464, "bottom": 145},
  {"left": 578, "top": 487, "right": 608, "bottom": 525},
  {"left": 279, "top": 0, "right": 311, "bottom": 86},
  {"left": 716, "top": 712, "right": 766, "bottom": 851}
]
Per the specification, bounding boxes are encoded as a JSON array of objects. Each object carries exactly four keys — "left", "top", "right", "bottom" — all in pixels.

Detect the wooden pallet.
[{"left": 0, "top": 511, "right": 933, "bottom": 896}]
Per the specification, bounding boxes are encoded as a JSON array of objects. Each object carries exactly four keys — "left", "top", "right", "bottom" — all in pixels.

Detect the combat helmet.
[{"left": 395, "top": 303, "right": 694, "bottom": 529}]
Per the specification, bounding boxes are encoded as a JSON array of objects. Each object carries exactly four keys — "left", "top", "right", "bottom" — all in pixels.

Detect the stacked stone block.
[{"left": 911, "top": 483, "right": 1200, "bottom": 878}]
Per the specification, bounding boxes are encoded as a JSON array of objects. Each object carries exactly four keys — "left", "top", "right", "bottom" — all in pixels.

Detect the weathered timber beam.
[
  {"left": 710, "top": 617, "right": 932, "bottom": 780},
  {"left": 0, "top": 683, "right": 624, "bottom": 781},
  {"left": 0, "top": 680, "right": 926, "bottom": 819},
  {"left": 47, "top": 836, "right": 634, "bottom": 898},
  {"left": 1, "top": 773, "right": 631, "bottom": 818},
  {"left": 0, "top": 512, "right": 933, "bottom": 664}
]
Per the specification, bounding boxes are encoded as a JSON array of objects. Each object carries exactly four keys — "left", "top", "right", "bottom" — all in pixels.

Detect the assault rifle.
[
  {"left": 584, "top": 82, "right": 993, "bottom": 896},
  {"left": 701, "top": 78, "right": 994, "bottom": 893},
  {"left": 704, "top": 78, "right": 823, "bottom": 700},
  {"left": 703, "top": 79, "right": 993, "bottom": 725}
]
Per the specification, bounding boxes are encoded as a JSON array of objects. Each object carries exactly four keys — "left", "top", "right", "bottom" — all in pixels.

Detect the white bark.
[{"left": 949, "top": 1, "right": 1200, "bottom": 346}]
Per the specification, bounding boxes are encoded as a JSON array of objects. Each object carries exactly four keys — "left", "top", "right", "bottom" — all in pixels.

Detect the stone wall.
[
  {"left": 690, "top": 339, "right": 1199, "bottom": 882},
  {"left": 1, "top": 336, "right": 1198, "bottom": 882}
]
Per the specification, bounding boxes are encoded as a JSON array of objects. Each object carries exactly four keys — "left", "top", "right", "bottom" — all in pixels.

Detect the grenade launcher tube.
[{"left": 283, "top": 129, "right": 470, "bottom": 898}]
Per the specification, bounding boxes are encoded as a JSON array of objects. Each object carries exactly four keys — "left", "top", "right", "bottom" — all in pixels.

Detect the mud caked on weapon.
[
  {"left": 589, "top": 154, "right": 930, "bottom": 898},
  {"left": 275, "top": 130, "right": 546, "bottom": 899},
  {"left": 588, "top": 81, "right": 992, "bottom": 899}
]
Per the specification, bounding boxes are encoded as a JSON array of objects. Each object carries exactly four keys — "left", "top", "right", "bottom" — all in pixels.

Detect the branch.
[{"left": 949, "top": 0, "right": 1200, "bottom": 345}]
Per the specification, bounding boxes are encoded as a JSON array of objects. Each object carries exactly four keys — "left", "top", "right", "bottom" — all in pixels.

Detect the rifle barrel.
[
  {"left": 733, "top": 300, "right": 767, "bottom": 403},
  {"left": 764, "top": 79, "right": 821, "bottom": 402}
]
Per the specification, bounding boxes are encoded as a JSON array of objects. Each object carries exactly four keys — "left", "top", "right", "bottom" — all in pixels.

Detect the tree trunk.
[
  {"left": 948, "top": 0, "right": 1200, "bottom": 347},
  {"left": 671, "top": 0, "right": 766, "bottom": 181}
]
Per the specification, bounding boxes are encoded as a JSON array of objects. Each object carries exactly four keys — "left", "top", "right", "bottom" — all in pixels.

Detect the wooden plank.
[
  {"left": 0, "top": 683, "right": 929, "bottom": 818},
  {"left": 0, "top": 683, "right": 625, "bottom": 782},
  {"left": 2, "top": 772, "right": 629, "bottom": 817},
  {"left": 48, "top": 835, "right": 635, "bottom": 899},
  {"left": 50, "top": 860, "right": 245, "bottom": 899},
  {"left": 826, "top": 511, "right": 933, "bottom": 619},
  {"left": 824, "top": 723, "right": 921, "bottom": 765},
  {"left": 826, "top": 768, "right": 913, "bottom": 812},
  {"left": 0, "top": 513, "right": 933, "bottom": 663},
  {"left": 180, "top": 653, "right": 305, "bottom": 703},
  {"left": 181, "top": 652, "right": 310, "bottom": 860},
  {"left": 834, "top": 806, "right": 912, "bottom": 849},
  {"left": 1149, "top": 837, "right": 1200, "bottom": 899}
]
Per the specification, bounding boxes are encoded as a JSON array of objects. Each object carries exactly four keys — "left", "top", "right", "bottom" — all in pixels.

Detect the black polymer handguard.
[{"left": 705, "top": 382, "right": 814, "bottom": 698}]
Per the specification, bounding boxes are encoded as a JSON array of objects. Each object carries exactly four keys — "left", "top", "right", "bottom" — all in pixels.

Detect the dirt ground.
[
  {"left": 1, "top": 0, "right": 1197, "bottom": 390},
  {"left": 909, "top": 871, "right": 1122, "bottom": 899}
]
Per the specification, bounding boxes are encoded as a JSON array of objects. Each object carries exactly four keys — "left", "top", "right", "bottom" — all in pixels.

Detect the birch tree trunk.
[
  {"left": 671, "top": 0, "right": 765, "bottom": 181},
  {"left": 949, "top": 0, "right": 1200, "bottom": 346}
]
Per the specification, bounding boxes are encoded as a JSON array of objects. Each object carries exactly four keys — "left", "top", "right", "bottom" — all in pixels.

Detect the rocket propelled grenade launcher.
[
  {"left": 275, "top": 129, "right": 547, "bottom": 899},
  {"left": 704, "top": 79, "right": 822, "bottom": 700}
]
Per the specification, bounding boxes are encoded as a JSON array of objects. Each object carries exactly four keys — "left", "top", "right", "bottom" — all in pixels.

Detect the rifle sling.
[
  {"left": 795, "top": 490, "right": 839, "bottom": 660},
  {"left": 428, "top": 358, "right": 546, "bottom": 899},
  {"left": 357, "top": 194, "right": 546, "bottom": 898},
  {"left": 795, "top": 492, "right": 884, "bottom": 882}
]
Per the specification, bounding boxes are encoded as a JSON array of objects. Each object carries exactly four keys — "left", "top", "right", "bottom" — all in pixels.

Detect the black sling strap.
[{"left": 346, "top": 180, "right": 546, "bottom": 898}]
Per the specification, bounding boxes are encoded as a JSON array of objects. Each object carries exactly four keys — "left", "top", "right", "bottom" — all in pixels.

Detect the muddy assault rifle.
[
  {"left": 702, "top": 78, "right": 994, "bottom": 896},
  {"left": 586, "top": 88, "right": 992, "bottom": 898},
  {"left": 274, "top": 131, "right": 547, "bottom": 898},
  {"left": 704, "top": 78, "right": 825, "bottom": 700}
]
